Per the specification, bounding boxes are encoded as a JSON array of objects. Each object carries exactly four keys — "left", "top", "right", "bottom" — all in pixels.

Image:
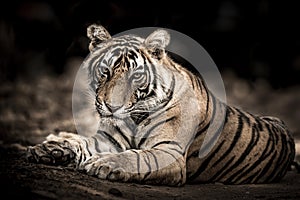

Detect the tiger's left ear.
[
  {"left": 144, "top": 29, "right": 170, "bottom": 59},
  {"left": 87, "top": 24, "right": 111, "bottom": 51}
]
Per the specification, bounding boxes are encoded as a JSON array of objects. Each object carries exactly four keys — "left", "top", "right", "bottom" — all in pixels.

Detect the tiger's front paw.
[
  {"left": 27, "top": 132, "right": 76, "bottom": 166},
  {"left": 83, "top": 154, "right": 127, "bottom": 181}
]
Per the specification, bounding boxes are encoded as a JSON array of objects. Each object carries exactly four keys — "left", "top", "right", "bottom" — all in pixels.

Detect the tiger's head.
[{"left": 84, "top": 24, "right": 175, "bottom": 124}]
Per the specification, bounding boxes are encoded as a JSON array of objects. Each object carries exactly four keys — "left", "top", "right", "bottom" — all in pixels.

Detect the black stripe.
[
  {"left": 89, "top": 54, "right": 102, "bottom": 74},
  {"left": 97, "top": 130, "right": 122, "bottom": 150},
  {"left": 131, "top": 135, "right": 137, "bottom": 149},
  {"left": 195, "top": 117, "right": 210, "bottom": 138},
  {"left": 131, "top": 150, "right": 141, "bottom": 175},
  {"left": 252, "top": 120, "right": 262, "bottom": 133},
  {"left": 92, "top": 136, "right": 101, "bottom": 153},
  {"left": 138, "top": 138, "right": 147, "bottom": 148},
  {"left": 141, "top": 152, "right": 152, "bottom": 181},
  {"left": 188, "top": 140, "right": 225, "bottom": 181},
  {"left": 190, "top": 74, "right": 196, "bottom": 90},
  {"left": 151, "top": 141, "right": 184, "bottom": 155},
  {"left": 236, "top": 108, "right": 251, "bottom": 126},
  {"left": 264, "top": 122, "right": 273, "bottom": 137},
  {"left": 148, "top": 150, "right": 159, "bottom": 171},
  {"left": 140, "top": 50, "right": 155, "bottom": 88},
  {"left": 257, "top": 120, "right": 264, "bottom": 131},
  {"left": 151, "top": 140, "right": 182, "bottom": 149},
  {"left": 271, "top": 125, "right": 279, "bottom": 144},
  {"left": 196, "top": 76, "right": 204, "bottom": 93},
  {"left": 163, "top": 103, "right": 176, "bottom": 112},
  {"left": 151, "top": 141, "right": 171, "bottom": 148},
  {"left": 84, "top": 139, "right": 92, "bottom": 156},
  {"left": 124, "top": 55, "right": 131, "bottom": 70},
  {"left": 128, "top": 50, "right": 138, "bottom": 64},
  {"left": 126, "top": 52, "right": 137, "bottom": 69},
  {"left": 77, "top": 145, "right": 85, "bottom": 165},
  {"left": 224, "top": 106, "right": 232, "bottom": 124},
  {"left": 112, "top": 55, "right": 124, "bottom": 69},
  {"left": 137, "top": 116, "right": 176, "bottom": 148},
  {"left": 88, "top": 55, "right": 104, "bottom": 90},
  {"left": 115, "top": 125, "right": 132, "bottom": 148}
]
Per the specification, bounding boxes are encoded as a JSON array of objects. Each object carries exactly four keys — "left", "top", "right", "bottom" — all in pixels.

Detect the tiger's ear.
[
  {"left": 87, "top": 24, "right": 111, "bottom": 51},
  {"left": 144, "top": 29, "right": 170, "bottom": 59}
]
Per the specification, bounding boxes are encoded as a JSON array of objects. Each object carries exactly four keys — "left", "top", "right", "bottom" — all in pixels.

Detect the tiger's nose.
[{"left": 105, "top": 103, "right": 122, "bottom": 113}]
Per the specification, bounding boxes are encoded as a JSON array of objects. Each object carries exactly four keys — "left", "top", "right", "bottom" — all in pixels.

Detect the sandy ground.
[{"left": 0, "top": 58, "right": 299, "bottom": 199}]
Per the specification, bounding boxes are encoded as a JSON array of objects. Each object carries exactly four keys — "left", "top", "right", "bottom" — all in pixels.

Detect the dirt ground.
[{"left": 0, "top": 58, "right": 299, "bottom": 200}]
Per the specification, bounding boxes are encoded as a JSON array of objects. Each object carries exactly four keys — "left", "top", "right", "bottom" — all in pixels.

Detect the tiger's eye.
[
  {"left": 102, "top": 67, "right": 108, "bottom": 73},
  {"left": 100, "top": 65, "right": 110, "bottom": 77},
  {"left": 133, "top": 73, "right": 142, "bottom": 79}
]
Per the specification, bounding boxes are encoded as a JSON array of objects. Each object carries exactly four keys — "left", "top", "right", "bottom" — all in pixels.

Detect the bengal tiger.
[{"left": 27, "top": 24, "right": 295, "bottom": 186}]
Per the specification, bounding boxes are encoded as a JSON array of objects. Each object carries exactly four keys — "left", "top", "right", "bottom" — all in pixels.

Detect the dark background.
[
  {"left": 1, "top": 0, "right": 300, "bottom": 88},
  {"left": 0, "top": 2, "right": 300, "bottom": 199}
]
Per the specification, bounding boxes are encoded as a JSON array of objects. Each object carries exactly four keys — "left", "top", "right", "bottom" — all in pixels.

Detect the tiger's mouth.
[
  {"left": 96, "top": 99, "right": 154, "bottom": 125},
  {"left": 95, "top": 101, "right": 131, "bottom": 120}
]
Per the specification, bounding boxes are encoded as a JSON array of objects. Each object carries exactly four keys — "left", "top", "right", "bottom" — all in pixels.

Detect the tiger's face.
[
  {"left": 85, "top": 25, "right": 173, "bottom": 124},
  {"left": 94, "top": 44, "right": 156, "bottom": 122}
]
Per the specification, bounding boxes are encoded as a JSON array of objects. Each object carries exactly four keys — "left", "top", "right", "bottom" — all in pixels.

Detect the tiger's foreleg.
[{"left": 82, "top": 148, "right": 187, "bottom": 186}]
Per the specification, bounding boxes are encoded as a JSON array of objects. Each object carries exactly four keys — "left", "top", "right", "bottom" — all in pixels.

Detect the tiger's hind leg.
[{"left": 27, "top": 132, "right": 84, "bottom": 167}]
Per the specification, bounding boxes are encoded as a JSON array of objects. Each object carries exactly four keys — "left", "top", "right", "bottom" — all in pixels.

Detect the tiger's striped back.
[{"left": 186, "top": 96, "right": 295, "bottom": 184}]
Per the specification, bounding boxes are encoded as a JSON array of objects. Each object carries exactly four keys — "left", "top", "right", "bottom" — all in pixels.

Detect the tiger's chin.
[{"left": 98, "top": 107, "right": 151, "bottom": 126}]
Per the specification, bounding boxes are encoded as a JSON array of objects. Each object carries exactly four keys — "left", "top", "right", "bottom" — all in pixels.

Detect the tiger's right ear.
[
  {"left": 87, "top": 24, "right": 111, "bottom": 51},
  {"left": 144, "top": 29, "right": 170, "bottom": 59}
]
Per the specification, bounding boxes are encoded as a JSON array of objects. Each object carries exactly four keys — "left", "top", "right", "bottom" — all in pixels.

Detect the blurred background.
[
  {"left": 1, "top": 0, "right": 300, "bottom": 87},
  {"left": 0, "top": 0, "right": 299, "bottom": 146}
]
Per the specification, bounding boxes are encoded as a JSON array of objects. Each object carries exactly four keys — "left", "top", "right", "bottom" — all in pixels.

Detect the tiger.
[{"left": 27, "top": 24, "right": 295, "bottom": 186}]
